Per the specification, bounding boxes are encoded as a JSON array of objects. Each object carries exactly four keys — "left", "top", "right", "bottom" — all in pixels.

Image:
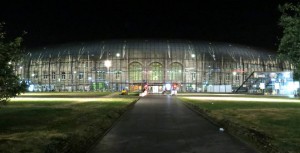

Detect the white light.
[
  {"left": 165, "top": 84, "right": 171, "bottom": 90},
  {"left": 284, "top": 72, "right": 290, "bottom": 78},
  {"left": 28, "top": 85, "right": 34, "bottom": 92},
  {"left": 294, "top": 81, "right": 299, "bottom": 89},
  {"left": 116, "top": 53, "right": 120, "bottom": 57},
  {"left": 88, "top": 77, "right": 92, "bottom": 80},
  {"left": 31, "top": 74, "right": 35, "bottom": 77},
  {"left": 104, "top": 60, "right": 112, "bottom": 68},
  {"left": 74, "top": 71, "right": 77, "bottom": 74},
  {"left": 8, "top": 61, "right": 12, "bottom": 65},
  {"left": 191, "top": 54, "right": 195, "bottom": 58},
  {"left": 259, "top": 83, "right": 265, "bottom": 89},
  {"left": 232, "top": 71, "right": 237, "bottom": 75},
  {"left": 19, "top": 66, "right": 23, "bottom": 69}
]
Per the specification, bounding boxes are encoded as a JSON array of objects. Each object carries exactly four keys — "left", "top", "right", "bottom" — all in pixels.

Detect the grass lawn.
[
  {"left": 179, "top": 95, "right": 300, "bottom": 153},
  {"left": 0, "top": 92, "right": 139, "bottom": 153}
]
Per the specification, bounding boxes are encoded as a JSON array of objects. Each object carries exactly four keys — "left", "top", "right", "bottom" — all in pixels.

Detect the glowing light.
[
  {"left": 28, "top": 85, "right": 34, "bottom": 92},
  {"left": 191, "top": 54, "right": 195, "bottom": 58},
  {"left": 259, "top": 83, "right": 265, "bottom": 89},
  {"left": 232, "top": 72, "right": 237, "bottom": 75},
  {"left": 284, "top": 72, "right": 291, "bottom": 78},
  {"left": 104, "top": 60, "right": 112, "bottom": 68},
  {"left": 165, "top": 84, "right": 171, "bottom": 90},
  {"left": 116, "top": 53, "right": 120, "bottom": 57}
]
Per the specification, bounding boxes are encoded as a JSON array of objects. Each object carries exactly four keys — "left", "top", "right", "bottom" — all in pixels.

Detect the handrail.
[{"left": 235, "top": 71, "right": 255, "bottom": 93}]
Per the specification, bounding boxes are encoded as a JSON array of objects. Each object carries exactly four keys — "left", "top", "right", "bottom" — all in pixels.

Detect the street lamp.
[
  {"left": 104, "top": 60, "right": 112, "bottom": 91},
  {"left": 104, "top": 60, "right": 112, "bottom": 68},
  {"left": 232, "top": 71, "right": 237, "bottom": 87},
  {"left": 116, "top": 53, "right": 121, "bottom": 90}
]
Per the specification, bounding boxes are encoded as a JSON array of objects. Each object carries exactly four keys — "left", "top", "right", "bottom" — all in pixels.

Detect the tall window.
[
  {"left": 235, "top": 74, "right": 240, "bottom": 81},
  {"left": 115, "top": 71, "right": 121, "bottom": 80},
  {"left": 191, "top": 72, "right": 196, "bottom": 81},
  {"left": 97, "top": 71, "right": 106, "bottom": 80},
  {"left": 79, "top": 72, "right": 84, "bottom": 80},
  {"left": 61, "top": 72, "right": 66, "bottom": 80},
  {"left": 34, "top": 71, "right": 38, "bottom": 79},
  {"left": 52, "top": 72, "right": 56, "bottom": 80},
  {"left": 149, "top": 62, "right": 163, "bottom": 81},
  {"left": 225, "top": 73, "right": 230, "bottom": 81},
  {"left": 43, "top": 71, "right": 48, "bottom": 79},
  {"left": 97, "top": 70, "right": 106, "bottom": 80},
  {"left": 129, "top": 62, "right": 142, "bottom": 81},
  {"left": 169, "top": 62, "right": 182, "bottom": 81},
  {"left": 69, "top": 71, "right": 72, "bottom": 79}
]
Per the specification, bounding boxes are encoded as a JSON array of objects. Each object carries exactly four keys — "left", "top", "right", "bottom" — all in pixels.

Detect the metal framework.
[{"left": 14, "top": 39, "right": 292, "bottom": 92}]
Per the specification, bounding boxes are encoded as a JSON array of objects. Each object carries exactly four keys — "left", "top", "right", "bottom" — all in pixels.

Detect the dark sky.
[{"left": 0, "top": 0, "right": 296, "bottom": 50}]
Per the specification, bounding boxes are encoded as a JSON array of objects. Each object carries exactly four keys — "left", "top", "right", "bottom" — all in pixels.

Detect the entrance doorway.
[{"left": 148, "top": 85, "right": 163, "bottom": 93}]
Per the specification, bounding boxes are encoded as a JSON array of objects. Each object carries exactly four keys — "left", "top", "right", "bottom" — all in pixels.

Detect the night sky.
[{"left": 0, "top": 0, "right": 296, "bottom": 50}]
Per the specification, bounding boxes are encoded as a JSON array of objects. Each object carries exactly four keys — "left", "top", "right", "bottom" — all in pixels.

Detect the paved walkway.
[{"left": 88, "top": 95, "right": 258, "bottom": 153}]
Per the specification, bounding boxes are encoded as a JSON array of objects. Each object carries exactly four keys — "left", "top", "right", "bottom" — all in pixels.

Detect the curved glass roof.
[{"left": 27, "top": 39, "right": 276, "bottom": 61}]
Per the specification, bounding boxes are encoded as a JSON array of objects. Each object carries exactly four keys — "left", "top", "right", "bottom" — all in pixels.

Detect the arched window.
[
  {"left": 129, "top": 62, "right": 142, "bottom": 81},
  {"left": 169, "top": 62, "right": 182, "bottom": 81},
  {"left": 149, "top": 62, "right": 163, "bottom": 81}
]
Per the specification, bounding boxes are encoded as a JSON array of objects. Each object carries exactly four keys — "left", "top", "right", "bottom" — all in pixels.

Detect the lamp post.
[
  {"left": 116, "top": 53, "right": 120, "bottom": 90},
  {"left": 232, "top": 71, "right": 237, "bottom": 87},
  {"left": 104, "top": 60, "right": 112, "bottom": 91},
  {"left": 74, "top": 71, "right": 77, "bottom": 91}
]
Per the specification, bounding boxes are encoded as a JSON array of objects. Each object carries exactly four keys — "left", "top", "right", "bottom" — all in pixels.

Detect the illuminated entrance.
[{"left": 148, "top": 83, "right": 164, "bottom": 93}]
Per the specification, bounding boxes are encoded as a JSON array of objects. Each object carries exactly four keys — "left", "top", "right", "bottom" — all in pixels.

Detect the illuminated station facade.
[{"left": 17, "top": 39, "right": 295, "bottom": 94}]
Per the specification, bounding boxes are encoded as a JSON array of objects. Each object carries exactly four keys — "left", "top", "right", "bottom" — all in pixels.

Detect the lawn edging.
[
  {"left": 45, "top": 98, "right": 139, "bottom": 153},
  {"left": 182, "top": 101, "right": 284, "bottom": 153}
]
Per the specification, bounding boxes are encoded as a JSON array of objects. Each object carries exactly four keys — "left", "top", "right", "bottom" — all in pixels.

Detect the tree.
[
  {"left": 0, "top": 22, "right": 27, "bottom": 105},
  {"left": 278, "top": 3, "right": 300, "bottom": 80}
]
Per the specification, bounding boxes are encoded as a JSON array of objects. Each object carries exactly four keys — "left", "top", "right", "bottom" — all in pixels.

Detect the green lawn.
[
  {"left": 0, "top": 92, "right": 139, "bottom": 153},
  {"left": 179, "top": 95, "right": 300, "bottom": 153},
  {"left": 17, "top": 91, "right": 114, "bottom": 97}
]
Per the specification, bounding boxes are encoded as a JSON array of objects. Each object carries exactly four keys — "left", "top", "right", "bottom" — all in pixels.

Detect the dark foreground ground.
[{"left": 88, "top": 95, "right": 258, "bottom": 153}]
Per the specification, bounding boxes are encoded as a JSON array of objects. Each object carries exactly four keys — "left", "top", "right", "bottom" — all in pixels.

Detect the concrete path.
[{"left": 88, "top": 95, "right": 258, "bottom": 153}]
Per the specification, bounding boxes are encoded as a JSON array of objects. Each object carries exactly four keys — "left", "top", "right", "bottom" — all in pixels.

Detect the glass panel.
[
  {"left": 149, "top": 62, "right": 163, "bottom": 81},
  {"left": 129, "top": 62, "right": 142, "bottom": 81},
  {"left": 169, "top": 62, "right": 182, "bottom": 81}
]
